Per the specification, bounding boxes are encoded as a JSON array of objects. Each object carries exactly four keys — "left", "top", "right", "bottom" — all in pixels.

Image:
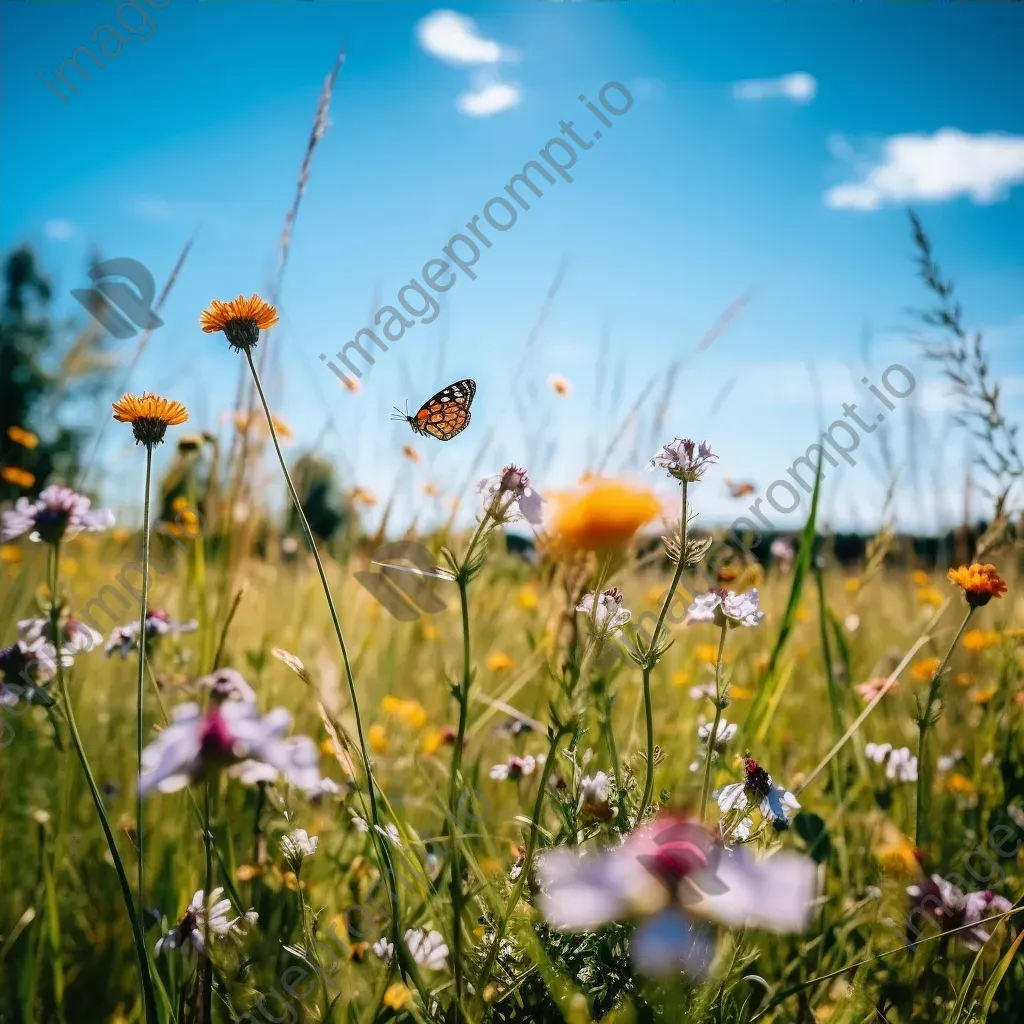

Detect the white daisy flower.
[
  {"left": 405, "top": 928, "right": 449, "bottom": 971},
  {"left": 280, "top": 828, "right": 319, "bottom": 870},
  {"left": 489, "top": 755, "right": 536, "bottom": 781},
  {"left": 154, "top": 888, "right": 257, "bottom": 960}
]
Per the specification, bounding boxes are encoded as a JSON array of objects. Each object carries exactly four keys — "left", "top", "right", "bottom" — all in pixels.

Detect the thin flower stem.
[
  {"left": 243, "top": 351, "right": 427, "bottom": 1002},
  {"left": 916, "top": 606, "right": 974, "bottom": 846},
  {"left": 50, "top": 545, "right": 158, "bottom": 1024},
  {"left": 473, "top": 724, "right": 569, "bottom": 1010},
  {"left": 136, "top": 444, "right": 153, "bottom": 940},
  {"left": 448, "top": 573, "right": 472, "bottom": 1013},
  {"left": 640, "top": 479, "right": 689, "bottom": 817},
  {"left": 699, "top": 623, "right": 729, "bottom": 822}
]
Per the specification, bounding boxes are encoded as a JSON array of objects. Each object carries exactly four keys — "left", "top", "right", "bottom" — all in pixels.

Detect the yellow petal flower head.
[
  {"left": 200, "top": 294, "right": 279, "bottom": 352},
  {"left": 947, "top": 563, "right": 1007, "bottom": 608},
  {"left": 548, "top": 478, "right": 661, "bottom": 553},
  {"left": 111, "top": 392, "right": 188, "bottom": 447}
]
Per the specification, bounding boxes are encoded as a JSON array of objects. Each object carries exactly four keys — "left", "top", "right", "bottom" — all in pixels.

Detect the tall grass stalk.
[
  {"left": 135, "top": 444, "right": 154, "bottom": 941},
  {"left": 699, "top": 622, "right": 728, "bottom": 821},
  {"left": 48, "top": 543, "right": 158, "bottom": 1024}
]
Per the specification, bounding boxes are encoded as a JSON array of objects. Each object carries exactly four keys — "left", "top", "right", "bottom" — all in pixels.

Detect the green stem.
[
  {"left": 699, "top": 623, "right": 729, "bottom": 822},
  {"left": 51, "top": 544, "right": 157, "bottom": 1024},
  {"left": 640, "top": 479, "right": 689, "bottom": 817},
  {"left": 916, "top": 606, "right": 974, "bottom": 846},
  {"left": 244, "top": 350, "right": 427, "bottom": 1003},
  {"left": 136, "top": 444, "right": 153, "bottom": 940},
  {"left": 448, "top": 573, "right": 472, "bottom": 1013}
]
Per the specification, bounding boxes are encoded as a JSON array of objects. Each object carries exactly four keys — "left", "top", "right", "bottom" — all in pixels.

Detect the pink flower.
[{"left": 536, "top": 814, "right": 816, "bottom": 976}]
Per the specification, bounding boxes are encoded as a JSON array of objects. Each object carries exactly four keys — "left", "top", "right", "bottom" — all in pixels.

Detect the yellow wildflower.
[
  {"left": 368, "top": 724, "right": 388, "bottom": 754},
  {"left": 917, "top": 587, "right": 945, "bottom": 607},
  {"left": 947, "top": 773, "right": 977, "bottom": 797},
  {"left": 517, "top": 585, "right": 538, "bottom": 610},
  {"left": 962, "top": 628, "right": 1001, "bottom": 653},
  {"left": 487, "top": 651, "right": 514, "bottom": 672}
]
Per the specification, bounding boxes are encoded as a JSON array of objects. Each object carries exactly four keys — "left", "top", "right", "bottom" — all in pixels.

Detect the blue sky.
[{"left": 3, "top": 0, "right": 1024, "bottom": 532}]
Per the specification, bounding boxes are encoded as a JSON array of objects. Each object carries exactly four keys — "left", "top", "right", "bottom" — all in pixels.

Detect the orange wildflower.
[
  {"left": 200, "top": 294, "right": 279, "bottom": 352},
  {"left": 548, "top": 479, "right": 660, "bottom": 553},
  {"left": 1, "top": 467, "right": 35, "bottom": 488},
  {"left": 948, "top": 563, "right": 1007, "bottom": 607},
  {"left": 6, "top": 425, "right": 39, "bottom": 449},
  {"left": 112, "top": 392, "right": 188, "bottom": 446}
]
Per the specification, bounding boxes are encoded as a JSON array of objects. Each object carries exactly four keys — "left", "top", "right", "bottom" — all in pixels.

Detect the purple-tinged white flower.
[
  {"left": 405, "top": 928, "right": 449, "bottom": 971},
  {"left": 580, "top": 771, "right": 613, "bottom": 819},
  {"left": 1, "top": 485, "right": 114, "bottom": 544},
  {"left": 196, "top": 667, "right": 256, "bottom": 704},
  {"left": 649, "top": 438, "right": 717, "bottom": 484},
  {"left": 576, "top": 587, "right": 631, "bottom": 640},
  {"left": 536, "top": 814, "right": 816, "bottom": 977},
  {"left": 715, "top": 757, "right": 801, "bottom": 831},
  {"left": 770, "top": 537, "right": 796, "bottom": 568},
  {"left": 490, "top": 754, "right": 536, "bottom": 781},
  {"left": 687, "top": 589, "right": 764, "bottom": 629},
  {"left": 154, "top": 887, "right": 257, "bottom": 959},
  {"left": 690, "top": 717, "right": 737, "bottom": 772},
  {"left": 104, "top": 609, "right": 198, "bottom": 659},
  {"left": 907, "top": 875, "right": 1013, "bottom": 950},
  {"left": 280, "top": 828, "right": 319, "bottom": 870},
  {"left": 0, "top": 638, "right": 60, "bottom": 707},
  {"left": 372, "top": 937, "right": 394, "bottom": 961},
  {"left": 139, "top": 700, "right": 322, "bottom": 797},
  {"left": 937, "top": 750, "right": 963, "bottom": 773},
  {"left": 477, "top": 465, "right": 544, "bottom": 525}
]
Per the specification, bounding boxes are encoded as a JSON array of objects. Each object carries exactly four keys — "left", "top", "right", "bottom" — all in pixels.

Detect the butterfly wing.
[{"left": 412, "top": 379, "right": 476, "bottom": 441}]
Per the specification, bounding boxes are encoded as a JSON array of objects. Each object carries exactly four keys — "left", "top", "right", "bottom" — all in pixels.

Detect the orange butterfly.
[
  {"left": 393, "top": 379, "right": 476, "bottom": 441},
  {"left": 724, "top": 476, "right": 756, "bottom": 499}
]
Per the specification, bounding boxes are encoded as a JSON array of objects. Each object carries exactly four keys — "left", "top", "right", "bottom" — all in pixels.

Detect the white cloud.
[
  {"left": 417, "top": 10, "right": 514, "bottom": 65},
  {"left": 43, "top": 219, "right": 74, "bottom": 240},
  {"left": 733, "top": 72, "right": 817, "bottom": 104},
  {"left": 456, "top": 80, "right": 520, "bottom": 117},
  {"left": 826, "top": 129, "right": 1024, "bottom": 211}
]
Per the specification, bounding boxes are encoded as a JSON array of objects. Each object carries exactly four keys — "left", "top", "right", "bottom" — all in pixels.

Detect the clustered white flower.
[
  {"left": 649, "top": 438, "right": 717, "bottom": 483},
  {"left": 404, "top": 927, "right": 449, "bottom": 971},
  {"left": 687, "top": 589, "right": 764, "bottom": 629},
  {"left": 690, "top": 716, "right": 737, "bottom": 773},
  {"left": 154, "top": 888, "right": 257, "bottom": 959},
  {"left": 866, "top": 742, "right": 919, "bottom": 782},
  {"left": 576, "top": 588, "right": 631, "bottom": 641},
  {"left": 280, "top": 828, "right": 319, "bottom": 870}
]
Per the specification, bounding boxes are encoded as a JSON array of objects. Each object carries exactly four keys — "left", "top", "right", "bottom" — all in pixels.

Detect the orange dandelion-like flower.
[
  {"left": 547, "top": 479, "right": 660, "bottom": 553},
  {"left": 341, "top": 376, "right": 362, "bottom": 395},
  {"left": 947, "top": 563, "right": 1007, "bottom": 607},
  {"left": 969, "top": 683, "right": 998, "bottom": 705},
  {"left": 200, "top": 294, "right": 279, "bottom": 352},
  {"left": 1, "top": 466, "right": 35, "bottom": 488},
  {"left": 111, "top": 393, "right": 188, "bottom": 446},
  {"left": 946, "top": 773, "right": 977, "bottom": 797},
  {"left": 352, "top": 487, "right": 377, "bottom": 507},
  {"left": 548, "top": 373, "right": 571, "bottom": 397},
  {"left": 911, "top": 657, "right": 941, "bottom": 682},
  {"left": 402, "top": 444, "right": 420, "bottom": 464},
  {"left": 7, "top": 426, "right": 39, "bottom": 449}
]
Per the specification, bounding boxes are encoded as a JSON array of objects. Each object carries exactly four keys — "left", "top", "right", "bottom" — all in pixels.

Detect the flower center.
[
  {"left": 34, "top": 508, "right": 71, "bottom": 544},
  {"left": 199, "top": 708, "right": 238, "bottom": 764}
]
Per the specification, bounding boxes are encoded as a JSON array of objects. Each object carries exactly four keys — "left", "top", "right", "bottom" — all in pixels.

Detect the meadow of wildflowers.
[{"left": 3, "top": 30, "right": 1024, "bottom": 1024}]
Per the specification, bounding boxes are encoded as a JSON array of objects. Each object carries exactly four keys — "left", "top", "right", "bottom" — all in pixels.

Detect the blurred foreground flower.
[
  {"left": 154, "top": 887, "right": 257, "bottom": 959},
  {"left": 536, "top": 814, "right": 816, "bottom": 976},
  {"left": 18, "top": 616, "right": 102, "bottom": 673},
  {"left": 200, "top": 294, "right": 279, "bottom": 352},
  {"left": 856, "top": 676, "right": 897, "bottom": 702},
  {"left": 548, "top": 479, "right": 660, "bottom": 552},
  {"left": 2, "top": 485, "right": 113, "bottom": 544},
  {"left": 649, "top": 438, "right": 717, "bottom": 484},
  {"left": 962, "top": 628, "right": 1001, "bottom": 653},
  {"left": 112, "top": 392, "right": 188, "bottom": 447},
  {"left": 907, "top": 875, "right": 1012, "bottom": 950},
  {"left": 947, "top": 563, "right": 1007, "bottom": 608},
  {"left": 139, "top": 700, "right": 322, "bottom": 796},
  {"left": 490, "top": 755, "right": 537, "bottom": 781}
]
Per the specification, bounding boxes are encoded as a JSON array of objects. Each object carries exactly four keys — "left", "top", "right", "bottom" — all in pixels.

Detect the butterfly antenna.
[{"left": 390, "top": 405, "right": 406, "bottom": 421}]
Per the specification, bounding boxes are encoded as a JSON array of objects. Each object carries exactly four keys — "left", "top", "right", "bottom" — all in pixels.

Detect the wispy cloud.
[
  {"left": 732, "top": 72, "right": 817, "bottom": 104},
  {"left": 456, "top": 78, "right": 521, "bottom": 117},
  {"left": 416, "top": 10, "right": 516, "bottom": 65},
  {"left": 43, "top": 219, "right": 75, "bottom": 240},
  {"left": 826, "top": 129, "right": 1024, "bottom": 211}
]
